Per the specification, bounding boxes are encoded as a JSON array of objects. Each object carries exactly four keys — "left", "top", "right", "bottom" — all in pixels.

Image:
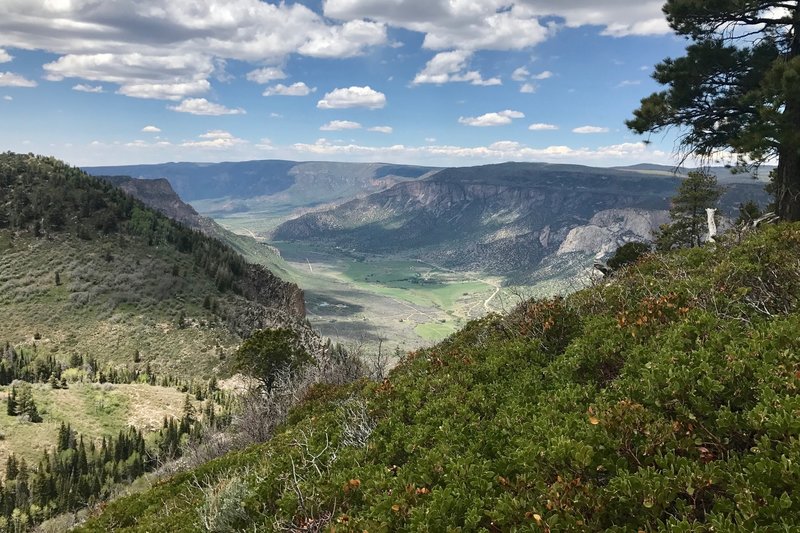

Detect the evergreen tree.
[
  {"left": 655, "top": 171, "right": 722, "bottom": 250},
  {"left": 232, "top": 328, "right": 313, "bottom": 391},
  {"left": 627, "top": 1, "right": 800, "bottom": 220},
  {"left": 6, "top": 387, "right": 15, "bottom": 416},
  {"left": 5, "top": 455, "right": 17, "bottom": 481},
  {"left": 13, "top": 382, "right": 42, "bottom": 422}
]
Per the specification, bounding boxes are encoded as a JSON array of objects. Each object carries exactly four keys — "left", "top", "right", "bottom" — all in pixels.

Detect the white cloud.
[
  {"left": 573, "top": 125, "right": 610, "bottom": 134},
  {"left": 0, "top": 1, "right": 388, "bottom": 101},
  {"left": 290, "top": 137, "right": 669, "bottom": 167},
  {"left": 324, "top": 1, "right": 668, "bottom": 52},
  {"left": 520, "top": 83, "right": 537, "bottom": 93},
  {"left": 369, "top": 126, "right": 393, "bottom": 134},
  {"left": 0, "top": 72, "right": 37, "bottom": 87},
  {"left": 141, "top": 125, "right": 161, "bottom": 133},
  {"left": 616, "top": 79, "right": 641, "bottom": 87},
  {"left": 413, "top": 50, "right": 501, "bottom": 86},
  {"left": 317, "top": 86, "right": 386, "bottom": 109},
  {"left": 3, "top": 95, "right": 11, "bottom": 101},
  {"left": 72, "top": 83, "right": 104, "bottom": 93},
  {"left": 246, "top": 67, "right": 287, "bottom": 84},
  {"left": 168, "top": 98, "right": 245, "bottom": 115},
  {"left": 44, "top": 53, "right": 213, "bottom": 100},
  {"left": 299, "top": 19, "right": 387, "bottom": 58},
  {"left": 263, "top": 82, "right": 314, "bottom": 96},
  {"left": 458, "top": 109, "right": 524, "bottom": 127},
  {"left": 199, "top": 130, "right": 235, "bottom": 139},
  {"left": 0, "top": 49, "right": 12, "bottom": 63},
  {"left": 532, "top": 70, "right": 553, "bottom": 80},
  {"left": 529, "top": 123, "right": 558, "bottom": 131},
  {"left": 512, "top": 67, "right": 530, "bottom": 81},
  {"left": 320, "top": 120, "right": 362, "bottom": 131},
  {"left": 118, "top": 80, "right": 211, "bottom": 100}
]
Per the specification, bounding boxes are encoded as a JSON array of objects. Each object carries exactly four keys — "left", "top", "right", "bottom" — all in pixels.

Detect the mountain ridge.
[{"left": 272, "top": 162, "right": 770, "bottom": 280}]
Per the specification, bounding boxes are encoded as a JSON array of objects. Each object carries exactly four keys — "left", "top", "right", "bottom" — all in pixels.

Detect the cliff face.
[{"left": 273, "top": 163, "right": 769, "bottom": 279}]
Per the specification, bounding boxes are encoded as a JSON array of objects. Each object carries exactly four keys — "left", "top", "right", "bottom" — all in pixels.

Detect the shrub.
[{"left": 607, "top": 241, "right": 651, "bottom": 270}]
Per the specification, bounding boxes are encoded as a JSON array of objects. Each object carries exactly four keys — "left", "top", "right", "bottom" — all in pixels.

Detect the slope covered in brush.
[
  {"left": 78, "top": 223, "right": 800, "bottom": 531},
  {"left": 0, "top": 153, "right": 312, "bottom": 377}
]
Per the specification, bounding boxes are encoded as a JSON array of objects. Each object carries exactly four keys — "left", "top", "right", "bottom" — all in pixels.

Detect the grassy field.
[
  {"left": 0, "top": 382, "right": 198, "bottom": 467},
  {"left": 263, "top": 241, "right": 500, "bottom": 350}
]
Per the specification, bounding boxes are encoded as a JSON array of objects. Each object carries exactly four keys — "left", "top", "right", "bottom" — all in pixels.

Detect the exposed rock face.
[{"left": 557, "top": 209, "right": 670, "bottom": 258}]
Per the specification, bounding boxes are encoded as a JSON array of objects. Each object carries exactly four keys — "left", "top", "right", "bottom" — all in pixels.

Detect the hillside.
[
  {"left": 101, "top": 175, "right": 295, "bottom": 279},
  {"left": 0, "top": 153, "right": 315, "bottom": 377},
  {"left": 78, "top": 223, "right": 800, "bottom": 531},
  {"left": 273, "top": 162, "right": 770, "bottom": 281}
]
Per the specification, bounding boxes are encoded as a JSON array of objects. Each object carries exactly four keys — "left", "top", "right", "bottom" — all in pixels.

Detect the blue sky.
[{"left": 0, "top": 0, "right": 690, "bottom": 167}]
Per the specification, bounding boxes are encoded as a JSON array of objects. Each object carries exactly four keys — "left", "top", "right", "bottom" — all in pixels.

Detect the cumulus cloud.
[
  {"left": 263, "top": 82, "right": 314, "bottom": 96},
  {"left": 246, "top": 67, "right": 287, "bottom": 84},
  {"left": 326, "top": 2, "right": 551, "bottom": 50},
  {"left": 72, "top": 83, "right": 104, "bottom": 93},
  {"left": 529, "top": 123, "right": 558, "bottom": 131},
  {"left": 324, "top": 0, "right": 669, "bottom": 47},
  {"left": 298, "top": 19, "right": 387, "bottom": 58},
  {"left": 141, "top": 125, "right": 161, "bottom": 133},
  {"left": 3, "top": 95, "right": 11, "bottom": 101},
  {"left": 532, "top": 70, "right": 553, "bottom": 80},
  {"left": 458, "top": 109, "right": 524, "bottom": 127},
  {"left": 320, "top": 120, "right": 362, "bottom": 131},
  {"left": 317, "top": 86, "right": 386, "bottom": 109},
  {"left": 182, "top": 130, "right": 247, "bottom": 148},
  {"left": 168, "top": 98, "right": 245, "bottom": 115},
  {"left": 573, "top": 125, "right": 610, "bottom": 134},
  {"left": 369, "top": 126, "right": 393, "bottom": 133},
  {"left": 512, "top": 67, "right": 530, "bottom": 81},
  {"left": 520, "top": 83, "right": 536, "bottom": 93},
  {"left": 413, "top": 50, "right": 501, "bottom": 86},
  {"left": 0, "top": 1, "right": 387, "bottom": 100},
  {"left": 0, "top": 49, "right": 12, "bottom": 63},
  {"left": 0, "top": 72, "right": 37, "bottom": 87}
]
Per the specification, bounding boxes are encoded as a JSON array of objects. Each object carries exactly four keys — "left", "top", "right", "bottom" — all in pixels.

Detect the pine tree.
[
  {"left": 655, "top": 171, "right": 722, "bottom": 250},
  {"left": 6, "top": 386, "right": 16, "bottom": 416},
  {"left": 627, "top": 1, "right": 800, "bottom": 220}
]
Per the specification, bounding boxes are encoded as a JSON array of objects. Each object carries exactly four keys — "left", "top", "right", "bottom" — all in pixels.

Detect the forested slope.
[{"left": 0, "top": 153, "right": 314, "bottom": 377}]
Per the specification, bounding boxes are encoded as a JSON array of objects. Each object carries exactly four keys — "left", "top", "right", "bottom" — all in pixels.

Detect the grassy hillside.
[
  {"left": 78, "top": 223, "right": 800, "bottom": 532},
  {"left": 0, "top": 153, "right": 310, "bottom": 378}
]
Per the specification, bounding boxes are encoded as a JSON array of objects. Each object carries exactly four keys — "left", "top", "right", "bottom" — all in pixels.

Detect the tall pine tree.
[{"left": 628, "top": 1, "right": 800, "bottom": 220}]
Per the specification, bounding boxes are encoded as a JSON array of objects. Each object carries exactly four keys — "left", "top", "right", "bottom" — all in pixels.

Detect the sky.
[{"left": 0, "top": 0, "right": 693, "bottom": 168}]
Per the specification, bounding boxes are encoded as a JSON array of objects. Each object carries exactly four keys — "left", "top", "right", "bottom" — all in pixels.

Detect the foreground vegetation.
[{"left": 78, "top": 223, "right": 800, "bottom": 531}]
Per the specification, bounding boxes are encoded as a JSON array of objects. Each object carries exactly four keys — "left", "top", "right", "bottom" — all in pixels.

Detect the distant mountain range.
[
  {"left": 86, "top": 161, "right": 438, "bottom": 227},
  {"left": 87, "top": 159, "right": 773, "bottom": 285}
]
